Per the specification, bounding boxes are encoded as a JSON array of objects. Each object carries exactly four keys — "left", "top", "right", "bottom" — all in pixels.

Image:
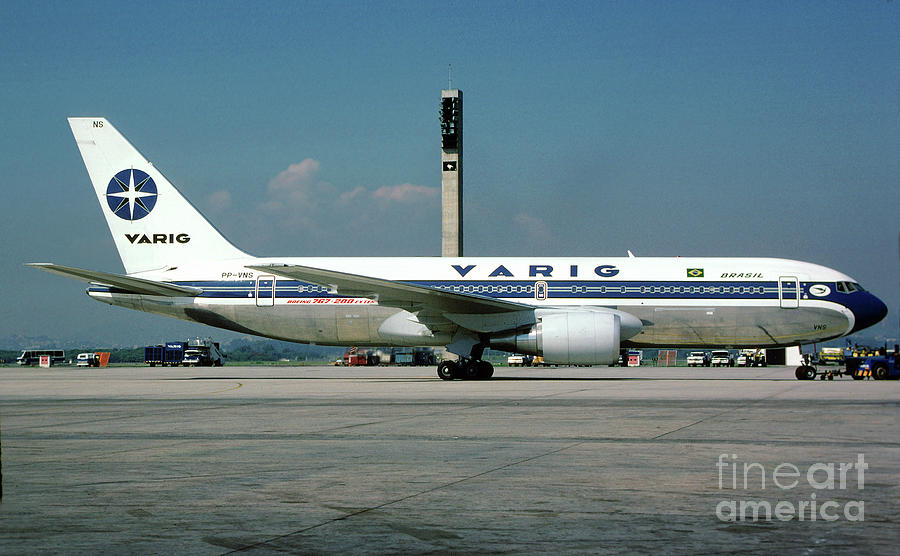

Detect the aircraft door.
[
  {"left": 256, "top": 275, "right": 275, "bottom": 307},
  {"left": 779, "top": 276, "right": 799, "bottom": 309},
  {"left": 534, "top": 281, "right": 548, "bottom": 301}
]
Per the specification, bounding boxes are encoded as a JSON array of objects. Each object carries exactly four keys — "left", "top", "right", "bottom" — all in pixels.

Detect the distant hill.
[{"left": 0, "top": 334, "right": 87, "bottom": 351}]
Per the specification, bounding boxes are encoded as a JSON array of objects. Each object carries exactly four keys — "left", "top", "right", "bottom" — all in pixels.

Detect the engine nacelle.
[{"left": 490, "top": 311, "right": 622, "bottom": 365}]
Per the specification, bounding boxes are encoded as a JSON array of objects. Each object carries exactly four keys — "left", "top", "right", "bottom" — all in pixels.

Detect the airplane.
[{"left": 28, "top": 118, "right": 888, "bottom": 380}]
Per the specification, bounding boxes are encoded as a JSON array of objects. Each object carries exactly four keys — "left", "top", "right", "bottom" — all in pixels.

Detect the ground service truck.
[{"left": 145, "top": 338, "right": 223, "bottom": 367}]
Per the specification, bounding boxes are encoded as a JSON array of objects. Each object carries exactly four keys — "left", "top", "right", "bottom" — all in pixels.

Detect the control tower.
[{"left": 440, "top": 89, "right": 463, "bottom": 257}]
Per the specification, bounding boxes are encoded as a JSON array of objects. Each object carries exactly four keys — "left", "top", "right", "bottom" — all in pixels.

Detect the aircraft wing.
[
  {"left": 247, "top": 263, "right": 531, "bottom": 315},
  {"left": 26, "top": 263, "right": 203, "bottom": 297}
]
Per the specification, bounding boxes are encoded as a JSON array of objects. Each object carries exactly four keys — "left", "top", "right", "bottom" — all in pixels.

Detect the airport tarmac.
[{"left": 1, "top": 365, "right": 897, "bottom": 554}]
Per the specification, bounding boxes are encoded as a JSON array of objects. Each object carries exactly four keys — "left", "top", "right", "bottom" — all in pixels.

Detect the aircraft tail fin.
[{"left": 68, "top": 118, "right": 247, "bottom": 274}]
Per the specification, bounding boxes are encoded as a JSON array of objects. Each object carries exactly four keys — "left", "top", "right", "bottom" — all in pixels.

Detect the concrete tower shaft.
[{"left": 440, "top": 89, "right": 463, "bottom": 257}]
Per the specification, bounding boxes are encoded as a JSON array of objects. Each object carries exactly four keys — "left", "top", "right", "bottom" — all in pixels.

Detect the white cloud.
[
  {"left": 205, "top": 190, "right": 232, "bottom": 213},
  {"left": 261, "top": 159, "right": 436, "bottom": 213},
  {"left": 268, "top": 159, "right": 321, "bottom": 195},
  {"left": 230, "top": 159, "right": 440, "bottom": 254},
  {"left": 513, "top": 212, "right": 551, "bottom": 236},
  {"left": 257, "top": 158, "right": 336, "bottom": 231},
  {"left": 372, "top": 183, "right": 439, "bottom": 203},
  {"left": 338, "top": 186, "right": 367, "bottom": 204}
]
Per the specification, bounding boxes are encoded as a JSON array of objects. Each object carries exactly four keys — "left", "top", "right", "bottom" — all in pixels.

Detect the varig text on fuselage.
[{"left": 451, "top": 264, "right": 620, "bottom": 278}]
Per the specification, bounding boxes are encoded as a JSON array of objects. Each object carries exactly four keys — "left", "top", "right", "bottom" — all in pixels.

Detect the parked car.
[
  {"left": 687, "top": 351, "right": 711, "bottom": 367},
  {"left": 507, "top": 355, "right": 534, "bottom": 367},
  {"left": 710, "top": 350, "right": 735, "bottom": 367}
]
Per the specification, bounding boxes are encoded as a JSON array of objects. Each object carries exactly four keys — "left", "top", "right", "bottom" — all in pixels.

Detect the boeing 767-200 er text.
[{"left": 28, "top": 118, "right": 888, "bottom": 379}]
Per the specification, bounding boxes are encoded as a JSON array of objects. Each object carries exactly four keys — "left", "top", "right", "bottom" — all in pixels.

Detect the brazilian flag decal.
[{"left": 687, "top": 268, "right": 704, "bottom": 278}]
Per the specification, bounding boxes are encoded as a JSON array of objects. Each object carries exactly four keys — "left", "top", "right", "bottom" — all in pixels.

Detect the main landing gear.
[{"left": 437, "top": 358, "right": 494, "bottom": 380}]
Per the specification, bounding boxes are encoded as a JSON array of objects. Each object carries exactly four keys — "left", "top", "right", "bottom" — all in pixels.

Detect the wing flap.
[{"left": 26, "top": 263, "right": 203, "bottom": 297}]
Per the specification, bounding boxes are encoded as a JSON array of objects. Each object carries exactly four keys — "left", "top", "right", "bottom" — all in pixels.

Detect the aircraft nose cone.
[{"left": 851, "top": 292, "right": 888, "bottom": 333}]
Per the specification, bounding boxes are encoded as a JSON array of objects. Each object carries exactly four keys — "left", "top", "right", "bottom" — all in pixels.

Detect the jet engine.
[{"left": 490, "top": 310, "right": 638, "bottom": 365}]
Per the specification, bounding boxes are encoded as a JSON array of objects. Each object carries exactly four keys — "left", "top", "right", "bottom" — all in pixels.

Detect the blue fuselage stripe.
[{"left": 85, "top": 279, "right": 848, "bottom": 304}]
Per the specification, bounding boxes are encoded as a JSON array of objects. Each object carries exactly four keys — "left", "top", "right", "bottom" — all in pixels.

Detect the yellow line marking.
[{"left": 208, "top": 382, "right": 243, "bottom": 394}]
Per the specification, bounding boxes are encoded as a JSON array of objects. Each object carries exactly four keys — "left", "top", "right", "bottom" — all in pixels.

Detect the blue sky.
[{"left": 1, "top": 1, "right": 897, "bottom": 347}]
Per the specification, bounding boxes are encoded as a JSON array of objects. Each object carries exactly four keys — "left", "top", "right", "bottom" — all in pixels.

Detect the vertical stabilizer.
[{"left": 68, "top": 118, "right": 246, "bottom": 274}]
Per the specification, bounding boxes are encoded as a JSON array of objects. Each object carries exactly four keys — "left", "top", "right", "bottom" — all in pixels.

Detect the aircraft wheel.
[
  {"left": 873, "top": 363, "right": 889, "bottom": 381},
  {"left": 795, "top": 366, "right": 815, "bottom": 380},
  {"left": 437, "top": 361, "right": 457, "bottom": 381},
  {"left": 462, "top": 360, "right": 480, "bottom": 380},
  {"left": 476, "top": 360, "right": 494, "bottom": 380}
]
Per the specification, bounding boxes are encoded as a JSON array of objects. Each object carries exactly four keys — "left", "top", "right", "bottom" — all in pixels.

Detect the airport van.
[{"left": 76, "top": 353, "right": 94, "bottom": 366}]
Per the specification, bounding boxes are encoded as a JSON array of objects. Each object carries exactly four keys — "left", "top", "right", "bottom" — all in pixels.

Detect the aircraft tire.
[
  {"left": 795, "top": 366, "right": 815, "bottom": 380},
  {"left": 476, "top": 360, "right": 494, "bottom": 380},
  {"left": 462, "top": 360, "right": 480, "bottom": 380},
  {"left": 437, "top": 361, "right": 457, "bottom": 381}
]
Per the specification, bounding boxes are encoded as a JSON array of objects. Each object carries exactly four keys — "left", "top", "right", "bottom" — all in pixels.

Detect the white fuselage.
[{"left": 87, "top": 256, "right": 869, "bottom": 349}]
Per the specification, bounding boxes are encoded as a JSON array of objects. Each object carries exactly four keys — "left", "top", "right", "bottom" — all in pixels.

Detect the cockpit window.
[{"left": 835, "top": 282, "right": 863, "bottom": 293}]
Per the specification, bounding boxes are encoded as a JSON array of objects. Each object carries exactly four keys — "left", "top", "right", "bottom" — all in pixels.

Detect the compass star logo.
[{"left": 106, "top": 169, "right": 158, "bottom": 220}]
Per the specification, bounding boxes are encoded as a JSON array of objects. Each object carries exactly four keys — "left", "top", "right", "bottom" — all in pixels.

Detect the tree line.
[{"left": 1, "top": 340, "right": 344, "bottom": 365}]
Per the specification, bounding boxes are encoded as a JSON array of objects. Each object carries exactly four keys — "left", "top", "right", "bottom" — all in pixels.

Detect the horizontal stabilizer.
[
  {"left": 26, "top": 263, "right": 202, "bottom": 297},
  {"left": 248, "top": 263, "right": 529, "bottom": 314}
]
